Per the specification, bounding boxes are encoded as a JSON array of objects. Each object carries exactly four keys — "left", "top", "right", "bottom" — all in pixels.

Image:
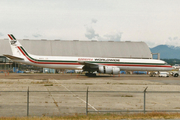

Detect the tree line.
[{"left": 162, "top": 59, "right": 180, "bottom": 65}]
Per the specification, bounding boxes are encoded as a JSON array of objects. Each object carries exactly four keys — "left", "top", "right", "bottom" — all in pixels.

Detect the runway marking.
[
  {"left": 45, "top": 87, "right": 61, "bottom": 112},
  {"left": 55, "top": 80, "right": 98, "bottom": 111}
]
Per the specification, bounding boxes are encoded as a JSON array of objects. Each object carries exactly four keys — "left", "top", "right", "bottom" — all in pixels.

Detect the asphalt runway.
[{"left": 0, "top": 73, "right": 180, "bottom": 117}]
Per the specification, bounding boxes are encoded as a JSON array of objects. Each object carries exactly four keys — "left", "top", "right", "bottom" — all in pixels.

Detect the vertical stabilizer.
[{"left": 8, "top": 34, "right": 25, "bottom": 57}]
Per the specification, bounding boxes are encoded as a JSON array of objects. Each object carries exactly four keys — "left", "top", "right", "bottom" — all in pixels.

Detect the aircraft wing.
[
  {"left": 78, "top": 61, "right": 99, "bottom": 71},
  {"left": 3, "top": 54, "right": 24, "bottom": 60}
]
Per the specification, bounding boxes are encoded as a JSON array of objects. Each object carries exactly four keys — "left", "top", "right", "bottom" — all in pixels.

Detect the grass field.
[{"left": 1, "top": 113, "right": 180, "bottom": 120}]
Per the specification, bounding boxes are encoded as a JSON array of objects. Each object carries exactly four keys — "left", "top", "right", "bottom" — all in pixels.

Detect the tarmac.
[{"left": 0, "top": 73, "right": 180, "bottom": 117}]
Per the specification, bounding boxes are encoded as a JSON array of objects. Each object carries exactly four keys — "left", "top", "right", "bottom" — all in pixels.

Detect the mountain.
[{"left": 150, "top": 45, "right": 180, "bottom": 59}]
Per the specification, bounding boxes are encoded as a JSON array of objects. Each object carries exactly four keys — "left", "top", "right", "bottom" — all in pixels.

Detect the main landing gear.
[
  {"left": 85, "top": 72, "right": 96, "bottom": 77},
  {"left": 149, "top": 72, "right": 156, "bottom": 77}
]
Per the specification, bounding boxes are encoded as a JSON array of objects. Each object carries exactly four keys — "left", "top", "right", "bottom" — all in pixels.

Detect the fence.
[
  {"left": 0, "top": 87, "right": 180, "bottom": 117},
  {"left": 86, "top": 87, "right": 180, "bottom": 115}
]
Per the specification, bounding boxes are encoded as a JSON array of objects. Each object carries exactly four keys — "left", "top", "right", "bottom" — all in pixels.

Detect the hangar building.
[{"left": 0, "top": 39, "right": 152, "bottom": 73}]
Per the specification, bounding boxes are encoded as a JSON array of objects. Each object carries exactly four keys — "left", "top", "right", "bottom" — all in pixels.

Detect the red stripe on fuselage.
[
  {"left": 17, "top": 46, "right": 172, "bottom": 68},
  {"left": 100, "top": 63, "right": 172, "bottom": 68},
  {"left": 17, "top": 46, "right": 79, "bottom": 65}
]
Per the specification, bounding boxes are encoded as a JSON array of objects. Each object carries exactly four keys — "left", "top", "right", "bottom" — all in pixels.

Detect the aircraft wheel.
[
  {"left": 85, "top": 73, "right": 96, "bottom": 77},
  {"left": 174, "top": 73, "right": 179, "bottom": 77}
]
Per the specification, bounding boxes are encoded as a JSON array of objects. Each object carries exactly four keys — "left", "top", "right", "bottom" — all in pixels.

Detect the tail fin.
[
  {"left": 8, "top": 34, "right": 21, "bottom": 46},
  {"left": 7, "top": 34, "right": 25, "bottom": 57}
]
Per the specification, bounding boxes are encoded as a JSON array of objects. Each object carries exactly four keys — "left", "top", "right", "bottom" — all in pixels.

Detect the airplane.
[{"left": 4, "top": 34, "right": 173, "bottom": 76}]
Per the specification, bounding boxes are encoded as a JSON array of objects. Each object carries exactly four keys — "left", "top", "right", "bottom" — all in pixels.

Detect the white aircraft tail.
[{"left": 7, "top": 34, "right": 27, "bottom": 58}]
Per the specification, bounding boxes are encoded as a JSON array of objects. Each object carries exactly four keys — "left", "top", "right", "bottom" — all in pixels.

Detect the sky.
[{"left": 0, "top": 0, "right": 180, "bottom": 48}]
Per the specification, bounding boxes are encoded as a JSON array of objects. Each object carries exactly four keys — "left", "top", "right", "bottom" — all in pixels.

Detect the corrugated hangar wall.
[{"left": 0, "top": 39, "right": 152, "bottom": 59}]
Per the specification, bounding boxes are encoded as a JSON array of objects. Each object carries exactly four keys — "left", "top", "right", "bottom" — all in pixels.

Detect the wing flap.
[
  {"left": 78, "top": 61, "right": 99, "bottom": 71},
  {"left": 3, "top": 54, "right": 24, "bottom": 60},
  {"left": 78, "top": 61, "right": 98, "bottom": 66}
]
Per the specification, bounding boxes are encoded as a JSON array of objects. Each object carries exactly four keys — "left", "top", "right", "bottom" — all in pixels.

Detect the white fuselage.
[
  {"left": 7, "top": 34, "right": 173, "bottom": 73},
  {"left": 14, "top": 53, "right": 173, "bottom": 72}
]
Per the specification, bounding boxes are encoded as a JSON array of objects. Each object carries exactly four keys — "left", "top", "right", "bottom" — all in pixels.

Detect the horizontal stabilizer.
[{"left": 3, "top": 54, "right": 24, "bottom": 60}]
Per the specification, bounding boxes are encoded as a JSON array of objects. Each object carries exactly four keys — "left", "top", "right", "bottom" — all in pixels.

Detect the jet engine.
[{"left": 98, "top": 66, "right": 120, "bottom": 74}]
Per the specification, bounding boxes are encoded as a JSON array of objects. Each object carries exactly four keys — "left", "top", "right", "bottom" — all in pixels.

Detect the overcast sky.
[{"left": 0, "top": 0, "right": 180, "bottom": 47}]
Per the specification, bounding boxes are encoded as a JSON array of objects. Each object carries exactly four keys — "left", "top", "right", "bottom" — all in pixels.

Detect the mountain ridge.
[{"left": 150, "top": 45, "right": 180, "bottom": 59}]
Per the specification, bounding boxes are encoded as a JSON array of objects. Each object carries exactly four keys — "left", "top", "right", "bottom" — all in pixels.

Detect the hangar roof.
[{"left": 0, "top": 39, "right": 152, "bottom": 59}]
